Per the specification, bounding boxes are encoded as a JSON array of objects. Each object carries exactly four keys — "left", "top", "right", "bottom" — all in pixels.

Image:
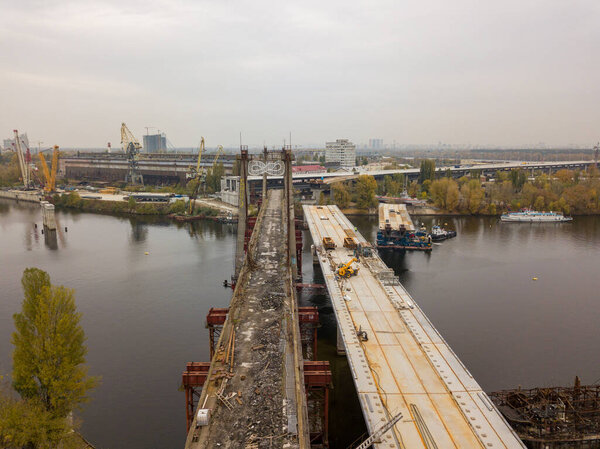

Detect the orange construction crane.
[{"left": 39, "top": 146, "right": 59, "bottom": 193}]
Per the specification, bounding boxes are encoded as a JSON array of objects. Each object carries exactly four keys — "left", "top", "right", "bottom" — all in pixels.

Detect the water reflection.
[
  {"left": 128, "top": 218, "right": 149, "bottom": 243},
  {"left": 44, "top": 229, "right": 58, "bottom": 250}
]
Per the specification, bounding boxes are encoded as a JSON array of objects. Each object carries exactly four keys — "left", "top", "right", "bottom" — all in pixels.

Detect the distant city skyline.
[{"left": 1, "top": 0, "right": 599, "bottom": 148}]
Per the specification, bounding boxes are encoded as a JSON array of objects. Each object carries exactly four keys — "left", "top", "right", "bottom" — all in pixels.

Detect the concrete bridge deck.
[
  {"left": 378, "top": 203, "right": 415, "bottom": 232},
  {"left": 304, "top": 205, "right": 525, "bottom": 449},
  {"left": 184, "top": 190, "right": 308, "bottom": 448}
]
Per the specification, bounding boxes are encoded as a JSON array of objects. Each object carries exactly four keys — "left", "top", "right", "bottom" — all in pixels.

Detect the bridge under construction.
[
  {"left": 182, "top": 148, "right": 526, "bottom": 448},
  {"left": 304, "top": 205, "right": 525, "bottom": 448}
]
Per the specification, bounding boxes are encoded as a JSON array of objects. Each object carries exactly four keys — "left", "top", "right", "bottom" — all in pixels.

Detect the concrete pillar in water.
[
  {"left": 337, "top": 326, "right": 346, "bottom": 355},
  {"left": 40, "top": 201, "right": 57, "bottom": 231},
  {"left": 234, "top": 148, "right": 249, "bottom": 282}
]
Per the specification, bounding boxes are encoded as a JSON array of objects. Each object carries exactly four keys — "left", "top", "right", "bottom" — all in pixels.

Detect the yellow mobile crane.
[
  {"left": 38, "top": 146, "right": 59, "bottom": 193},
  {"left": 336, "top": 258, "right": 360, "bottom": 278}
]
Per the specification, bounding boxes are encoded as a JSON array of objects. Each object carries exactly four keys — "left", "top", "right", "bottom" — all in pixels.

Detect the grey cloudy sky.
[{"left": 1, "top": 0, "right": 599, "bottom": 148}]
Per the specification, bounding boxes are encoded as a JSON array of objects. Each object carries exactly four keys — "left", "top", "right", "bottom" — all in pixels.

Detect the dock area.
[
  {"left": 378, "top": 203, "right": 415, "bottom": 232},
  {"left": 304, "top": 204, "right": 525, "bottom": 449}
]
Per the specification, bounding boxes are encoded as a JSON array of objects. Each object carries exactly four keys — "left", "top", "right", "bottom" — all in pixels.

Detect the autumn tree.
[
  {"left": 430, "top": 178, "right": 460, "bottom": 211},
  {"left": 354, "top": 175, "right": 378, "bottom": 209},
  {"left": 332, "top": 183, "right": 350, "bottom": 208},
  {"left": 0, "top": 385, "right": 77, "bottom": 449},
  {"left": 419, "top": 159, "right": 436, "bottom": 183},
  {"left": 460, "top": 179, "right": 485, "bottom": 214},
  {"left": 509, "top": 169, "right": 527, "bottom": 189},
  {"left": 446, "top": 180, "right": 460, "bottom": 211},
  {"left": 12, "top": 268, "right": 98, "bottom": 419}
]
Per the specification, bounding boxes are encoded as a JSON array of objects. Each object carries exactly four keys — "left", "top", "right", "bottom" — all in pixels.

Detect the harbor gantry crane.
[
  {"left": 121, "top": 122, "right": 143, "bottom": 185},
  {"left": 38, "top": 146, "right": 59, "bottom": 193},
  {"left": 13, "top": 129, "right": 32, "bottom": 188}
]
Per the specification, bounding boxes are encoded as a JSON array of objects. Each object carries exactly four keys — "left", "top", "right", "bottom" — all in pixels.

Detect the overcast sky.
[{"left": 1, "top": 0, "right": 599, "bottom": 149}]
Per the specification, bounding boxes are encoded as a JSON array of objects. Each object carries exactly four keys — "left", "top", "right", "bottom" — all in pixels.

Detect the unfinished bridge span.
[{"left": 182, "top": 147, "right": 526, "bottom": 449}]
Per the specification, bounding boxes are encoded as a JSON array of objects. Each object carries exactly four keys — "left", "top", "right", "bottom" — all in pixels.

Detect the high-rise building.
[
  {"left": 325, "top": 139, "right": 356, "bottom": 168},
  {"left": 369, "top": 138, "right": 383, "bottom": 150},
  {"left": 2, "top": 133, "right": 29, "bottom": 154},
  {"left": 143, "top": 133, "right": 167, "bottom": 153}
]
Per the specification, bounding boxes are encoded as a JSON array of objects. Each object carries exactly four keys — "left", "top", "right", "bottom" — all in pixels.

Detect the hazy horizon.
[{"left": 1, "top": 0, "right": 599, "bottom": 148}]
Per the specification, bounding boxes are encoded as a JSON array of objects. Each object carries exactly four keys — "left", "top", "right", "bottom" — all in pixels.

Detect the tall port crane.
[
  {"left": 38, "top": 146, "right": 59, "bottom": 193},
  {"left": 121, "top": 123, "right": 143, "bottom": 185},
  {"left": 187, "top": 142, "right": 224, "bottom": 213},
  {"left": 186, "top": 137, "right": 205, "bottom": 180},
  {"left": 13, "top": 129, "right": 32, "bottom": 188}
]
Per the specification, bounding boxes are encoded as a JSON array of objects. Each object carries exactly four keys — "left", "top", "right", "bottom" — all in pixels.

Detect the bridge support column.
[
  {"left": 283, "top": 147, "right": 298, "bottom": 281},
  {"left": 336, "top": 326, "right": 346, "bottom": 356},
  {"left": 262, "top": 145, "right": 268, "bottom": 202},
  {"left": 234, "top": 147, "right": 249, "bottom": 282}
]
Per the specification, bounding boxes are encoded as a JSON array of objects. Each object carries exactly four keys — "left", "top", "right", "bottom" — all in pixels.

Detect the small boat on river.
[{"left": 430, "top": 225, "right": 457, "bottom": 241}]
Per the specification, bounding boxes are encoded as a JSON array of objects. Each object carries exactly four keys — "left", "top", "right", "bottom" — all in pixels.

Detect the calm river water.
[{"left": 1, "top": 198, "right": 599, "bottom": 448}]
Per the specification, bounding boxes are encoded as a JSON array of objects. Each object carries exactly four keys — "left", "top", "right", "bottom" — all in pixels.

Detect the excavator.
[
  {"left": 38, "top": 146, "right": 59, "bottom": 193},
  {"left": 336, "top": 258, "right": 360, "bottom": 278}
]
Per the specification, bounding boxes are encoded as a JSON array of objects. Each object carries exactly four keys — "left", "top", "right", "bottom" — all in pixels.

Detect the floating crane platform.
[{"left": 304, "top": 204, "right": 525, "bottom": 449}]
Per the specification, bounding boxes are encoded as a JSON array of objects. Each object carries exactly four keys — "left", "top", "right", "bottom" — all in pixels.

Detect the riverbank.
[
  {"left": 0, "top": 189, "right": 42, "bottom": 203},
  {"left": 50, "top": 192, "right": 232, "bottom": 223},
  {"left": 337, "top": 203, "right": 598, "bottom": 217},
  {"left": 338, "top": 205, "right": 464, "bottom": 216}
]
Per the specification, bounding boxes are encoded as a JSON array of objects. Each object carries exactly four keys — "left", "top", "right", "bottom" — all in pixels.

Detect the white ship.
[{"left": 500, "top": 210, "right": 573, "bottom": 222}]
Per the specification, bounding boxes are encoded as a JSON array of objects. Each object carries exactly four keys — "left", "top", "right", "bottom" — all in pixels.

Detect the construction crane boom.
[
  {"left": 187, "top": 137, "right": 205, "bottom": 180},
  {"left": 13, "top": 129, "right": 31, "bottom": 188},
  {"left": 121, "top": 123, "right": 143, "bottom": 185},
  {"left": 39, "top": 146, "right": 59, "bottom": 192},
  {"left": 212, "top": 145, "right": 224, "bottom": 168},
  {"left": 121, "top": 122, "right": 141, "bottom": 152}
]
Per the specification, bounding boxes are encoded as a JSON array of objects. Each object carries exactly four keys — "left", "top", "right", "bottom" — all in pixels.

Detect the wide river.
[{"left": 1, "top": 198, "right": 599, "bottom": 448}]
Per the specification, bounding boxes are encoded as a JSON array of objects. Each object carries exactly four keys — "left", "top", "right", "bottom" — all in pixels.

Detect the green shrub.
[{"left": 168, "top": 200, "right": 187, "bottom": 214}]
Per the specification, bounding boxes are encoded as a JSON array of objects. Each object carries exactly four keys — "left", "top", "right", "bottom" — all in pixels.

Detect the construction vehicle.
[
  {"left": 13, "top": 129, "right": 32, "bottom": 188},
  {"left": 121, "top": 123, "right": 143, "bottom": 185},
  {"left": 343, "top": 236, "right": 357, "bottom": 249},
  {"left": 322, "top": 237, "right": 336, "bottom": 250},
  {"left": 357, "top": 242, "right": 374, "bottom": 257},
  {"left": 38, "top": 146, "right": 59, "bottom": 193},
  {"left": 336, "top": 258, "right": 359, "bottom": 278}
]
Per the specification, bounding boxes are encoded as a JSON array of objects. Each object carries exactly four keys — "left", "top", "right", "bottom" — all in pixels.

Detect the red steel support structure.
[
  {"left": 206, "top": 306, "right": 319, "bottom": 360},
  {"left": 182, "top": 360, "right": 332, "bottom": 445},
  {"left": 182, "top": 362, "right": 211, "bottom": 432},
  {"left": 304, "top": 361, "right": 332, "bottom": 448}
]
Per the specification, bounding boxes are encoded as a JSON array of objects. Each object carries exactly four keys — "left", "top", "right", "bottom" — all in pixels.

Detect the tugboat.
[{"left": 430, "top": 225, "right": 457, "bottom": 242}]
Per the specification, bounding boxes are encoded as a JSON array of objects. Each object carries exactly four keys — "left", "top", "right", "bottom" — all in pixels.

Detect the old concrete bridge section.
[{"left": 183, "top": 149, "right": 317, "bottom": 449}]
